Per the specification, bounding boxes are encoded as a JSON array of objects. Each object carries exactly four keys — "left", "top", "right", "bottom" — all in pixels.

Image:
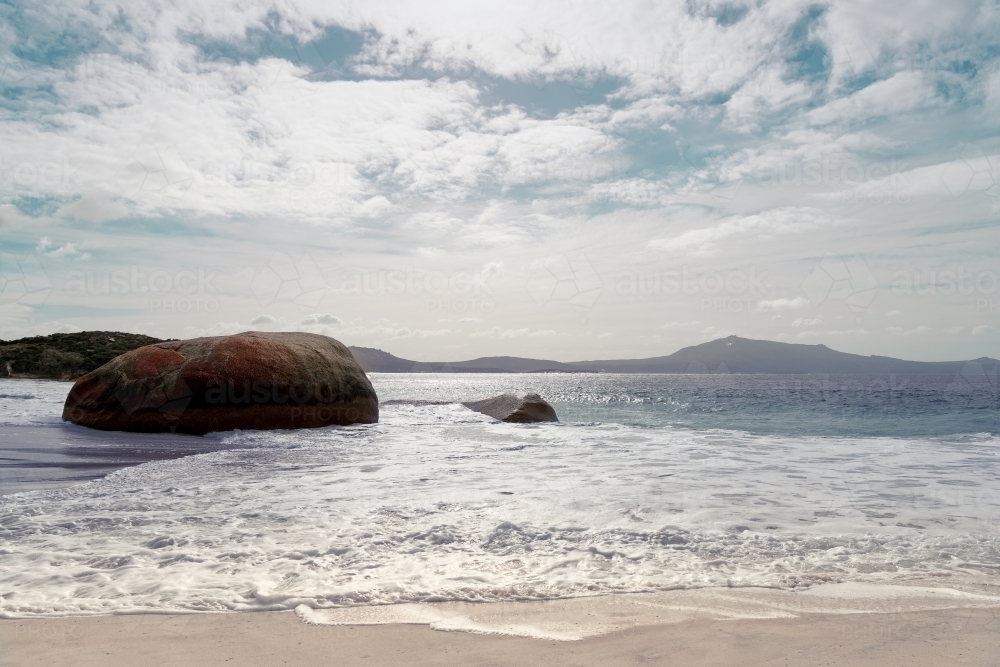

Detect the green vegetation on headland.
[{"left": 0, "top": 332, "right": 165, "bottom": 380}]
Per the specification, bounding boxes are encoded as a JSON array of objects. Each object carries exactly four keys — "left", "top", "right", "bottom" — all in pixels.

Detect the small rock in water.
[{"left": 463, "top": 392, "right": 558, "bottom": 423}]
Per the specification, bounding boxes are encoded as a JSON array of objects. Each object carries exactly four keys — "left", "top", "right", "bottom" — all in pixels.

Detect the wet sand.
[
  {"left": 0, "top": 424, "right": 245, "bottom": 495},
  {"left": 2, "top": 606, "right": 998, "bottom": 667}
]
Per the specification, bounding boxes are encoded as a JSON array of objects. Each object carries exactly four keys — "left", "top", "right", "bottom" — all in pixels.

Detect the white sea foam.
[
  {"left": 0, "top": 379, "right": 69, "bottom": 427},
  {"left": 1, "top": 376, "right": 998, "bottom": 620},
  {"left": 295, "top": 584, "right": 1000, "bottom": 640}
]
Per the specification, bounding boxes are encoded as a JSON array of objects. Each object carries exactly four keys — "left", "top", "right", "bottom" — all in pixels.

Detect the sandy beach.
[
  {"left": 3, "top": 605, "right": 998, "bottom": 667},
  {"left": 4, "top": 586, "right": 1000, "bottom": 667}
]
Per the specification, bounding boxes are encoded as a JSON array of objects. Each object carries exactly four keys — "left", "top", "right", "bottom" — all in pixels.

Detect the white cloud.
[
  {"left": 36, "top": 237, "right": 91, "bottom": 260},
  {"left": 299, "top": 314, "right": 342, "bottom": 326},
  {"left": 972, "top": 325, "right": 994, "bottom": 336},
  {"left": 818, "top": 1, "right": 984, "bottom": 84},
  {"left": 887, "top": 325, "right": 931, "bottom": 336},
  {"left": 648, "top": 208, "right": 831, "bottom": 257},
  {"left": 406, "top": 212, "right": 462, "bottom": 231},
  {"left": 250, "top": 314, "right": 275, "bottom": 325},
  {"left": 470, "top": 327, "right": 557, "bottom": 338},
  {"left": 182, "top": 322, "right": 250, "bottom": 338},
  {"left": 758, "top": 297, "right": 809, "bottom": 311},
  {"left": 394, "top": 328, "right": 453, "bottom": 337},
  {"left": 807, "top": 72, "right": 938, "bottom": 126},
  {"left": 724, "top": 67, "right": 812, "bottom": 132},
  {"left": 791, "top": 317, "right": 821, "bottom": 327},
  {"left": 796, "top": 329, "right": 868, "bottom": 338},
  {"left": 1, "top": 0, "right": 996, "bottom": 361}
]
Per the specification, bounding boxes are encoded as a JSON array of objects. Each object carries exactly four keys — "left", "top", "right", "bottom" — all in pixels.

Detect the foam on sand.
[{"left": 294, "top": 584, "right": 1000, "bottom": 641}]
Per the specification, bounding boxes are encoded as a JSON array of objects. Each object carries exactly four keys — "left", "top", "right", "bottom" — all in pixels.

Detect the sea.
[{"left": 1, "top": 371, "right": 998, "bottom": 625}]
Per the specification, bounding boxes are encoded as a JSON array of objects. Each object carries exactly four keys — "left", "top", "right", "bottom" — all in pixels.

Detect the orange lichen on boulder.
[{"left": 63, "top": 332, "right": 378, "bottom": 435}]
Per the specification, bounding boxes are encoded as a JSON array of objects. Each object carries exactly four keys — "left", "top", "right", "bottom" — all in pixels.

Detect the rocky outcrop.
[
  {"left": 463, "top": 393, "right": 558, "bottom": 423},
  {"left": 63, "top": 332, "right": 378, "bottom": 435}
]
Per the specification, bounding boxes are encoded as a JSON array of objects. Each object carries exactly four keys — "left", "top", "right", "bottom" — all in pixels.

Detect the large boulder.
[
  {"left": 463, "top": 393, "right": 558, "bottom": 423},
  {"left": 63, "top": 332, "right": 378, "bottom": 435}
]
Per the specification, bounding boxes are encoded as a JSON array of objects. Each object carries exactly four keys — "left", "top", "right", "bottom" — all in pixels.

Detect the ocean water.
[{"left": 1, "top": 373, "right": 998, "bottom": 619}]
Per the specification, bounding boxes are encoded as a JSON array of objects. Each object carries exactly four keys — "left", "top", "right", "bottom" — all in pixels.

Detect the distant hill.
[
  {"left": 3, "top": 332, "right": 992, "bottom": 380},
  {"left": 348, "top": 347, "right": 570, "bottom": 373},
  {"left": 351, "top": 336, "right": 999, "bottom": 375},
  {"left": 1, "top": 332, "right": 164, "bottom": 380}
]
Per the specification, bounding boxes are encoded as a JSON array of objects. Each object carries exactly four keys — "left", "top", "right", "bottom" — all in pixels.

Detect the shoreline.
[
  {"left": 4, "top": 584, "right": 998, "bottom": 635},
  {"left": 0, "top": 422, "right": 242, "bottom": 496},
  {"left": 3, "top": 602, "right": 997, "bottom": 666}
]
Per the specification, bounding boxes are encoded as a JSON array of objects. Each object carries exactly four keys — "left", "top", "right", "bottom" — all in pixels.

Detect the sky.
[{"left": 0, "top": 0, "right": 998, "bottom": 362}]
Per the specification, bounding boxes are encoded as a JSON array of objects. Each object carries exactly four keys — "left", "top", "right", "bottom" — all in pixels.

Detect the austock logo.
[
  {"left": 338, "top": 264, "right": 499, "bottom": 314},
  {"left": 947, "top": 360, "right": 999, "bottom": 413},
  {"left": 99, "top": 375, "right": 369, "bottom": 424},
  {"left": 0, "top": 253, "right": 51, "bottom": 306},
  {"left": 802, "top": 253, "right": 878, "bottom": 323},
  {"left": 117, "top": 143, "right": 195, "bottom": 200},
  {"left": 941, "top": 143, "right": 999, "bottom": 202},
  {"left": 526, "top": 254, "right": 603, "bottom": 321},
  {"left": 251, "top": 252, "right": 328, "bottom": 308}
]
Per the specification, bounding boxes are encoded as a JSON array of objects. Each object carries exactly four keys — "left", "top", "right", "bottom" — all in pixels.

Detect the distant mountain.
[
  {"left": 3, "top": 332, "right": 992, "bottom": 380},
  {"left": 351, "top": 336, "right": 999, "bottom": 376},
  {"left": 348, "top": 347, "right": 567, "bottom": 373}
]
